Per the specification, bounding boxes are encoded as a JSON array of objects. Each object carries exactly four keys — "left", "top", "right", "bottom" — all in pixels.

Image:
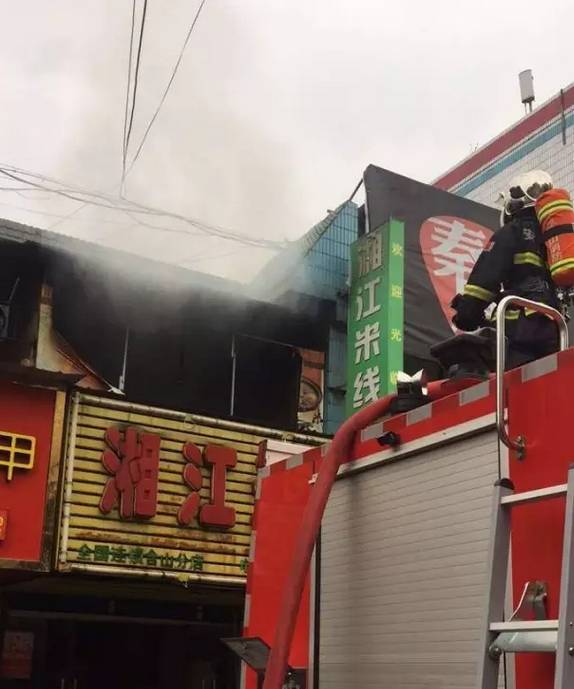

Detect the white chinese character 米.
[
  {"left": 354, "top": 322, "right": 381, "bottom": 363},
  {"left": 353, "top": 367, "right": 381, "bottom": 408},
  {"left": 430, "top": 218, "right": 486, "bottom": 294}
]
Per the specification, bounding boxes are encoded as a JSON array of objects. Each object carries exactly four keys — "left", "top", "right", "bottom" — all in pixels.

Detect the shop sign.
[
  {"left": 0, "top": 381, "right": 63, "bottom": 567},
  {"left": 420, "top": 216, "right": 493, "bottom": 331},
  {"left": 0, "top": 430, "right": 35, "bottom": 481},
  {"left": 97, "top": 427, "right": 237, "bottom": 528},
  {"left": 346, "top": 220, "right": 405, "bottom": 415},
  {"left": 59, "top": 394, "right": 313, "bottom": 583},
  {"left": 362, "top": 165, "right": 499, "bottom": 360},
  {"left": 297, "top": 349, "right": 325, "bottom": 433}
]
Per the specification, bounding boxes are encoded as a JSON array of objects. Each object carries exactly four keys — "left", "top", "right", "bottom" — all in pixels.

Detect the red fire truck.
[{"left": 236, "top": 297, "right": 574, "bottom": 689}]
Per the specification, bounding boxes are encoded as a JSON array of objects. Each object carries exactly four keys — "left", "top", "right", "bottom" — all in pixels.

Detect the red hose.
[{"left": 262, "top": 378, "right": 475, "bottom": 689}]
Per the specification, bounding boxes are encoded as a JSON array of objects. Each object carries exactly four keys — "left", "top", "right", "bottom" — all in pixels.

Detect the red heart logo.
[{"left": 420, "top": 215, "right": 494, "bottom": 332}]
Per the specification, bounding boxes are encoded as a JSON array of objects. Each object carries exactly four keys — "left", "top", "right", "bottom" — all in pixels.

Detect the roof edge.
[{"left": 433, "top": 82, "right": 574, "bottom": 190}]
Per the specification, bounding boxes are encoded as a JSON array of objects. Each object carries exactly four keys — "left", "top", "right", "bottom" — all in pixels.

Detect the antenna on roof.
[{"left": 519, "top": 69, "right": 535, "bottom": 114}]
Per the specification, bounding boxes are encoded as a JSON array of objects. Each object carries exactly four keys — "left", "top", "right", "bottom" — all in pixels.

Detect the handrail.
[{"left": 496, "top": 295, "right": 569, "bottom": 456}]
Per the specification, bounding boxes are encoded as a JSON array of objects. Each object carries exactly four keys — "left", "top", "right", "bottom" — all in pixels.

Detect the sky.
[{"left": 0, "top": 0, "right": 573, "bottom": 282}]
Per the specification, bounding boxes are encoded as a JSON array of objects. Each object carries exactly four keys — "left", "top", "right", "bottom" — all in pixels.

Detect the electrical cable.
[
  {"left": 122, "top": 209, "right": 204, "bottom": 237},
  {"left": 125, "top": 0, "right": 210, "bottom": 177},
  {"left": 122, "top": 0, "right": 138, "bottom": 182},
  {"left": 0, "top": 165, "right": 286, "bottom": 249},
  {"left": 0, "top": 164, "right": 282, "bottom": 247},
  {"left": 179, "top": 246, "right": 249, "bottom": 266},
  {"left": 0, "top": 201, "right": 79, "bottom": 219},
  {"left": 122, "top": 0, "right": 149, "bottom": 191}
]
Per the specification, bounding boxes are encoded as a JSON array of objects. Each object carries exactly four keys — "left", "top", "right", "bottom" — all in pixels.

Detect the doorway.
[
  {"left": 44, "top": 620, "right": 161, "bottom": 689},
  {"left": 37, "top": 618, "right": 235, "bottom": 689}
]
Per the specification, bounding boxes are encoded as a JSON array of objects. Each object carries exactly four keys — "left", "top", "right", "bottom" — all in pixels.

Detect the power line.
[
  {"left": 122, "top": 0, "right": 149, "bottom": 191},
  {"left": 48, "top": 202, "right": 88, "bottom": 230},
  {"left": 0, "top": 164, "right": 143, "bottom": 208},
  {"left": 122, "top": 209, "right": 205, "bottom": 237},
  {"left": 0, "top": 168, "right": 145, "bottom": 213},
  {"left": 0, "top": 200, "right": 136, "bottom": 226},
  {"left": 0, "top": 164, "right": 283, "bottom": 247},
  {"left": 125, "top": 0, "right": 210, "bottom": 177},
  {"left": 0, "top": 201, "right": 70, "bottom": 219},
  {"left": 0, "top": 186, "right": 48, "bottom": 192},
  {"left": 180, "top": 247, "right": 250, "bottom": 266},
  {"left": 121, "top": 0, "right": 138, "bottom": 186},
  {"left": 0, "top": 164, "right": 287, "bottom": 250}
]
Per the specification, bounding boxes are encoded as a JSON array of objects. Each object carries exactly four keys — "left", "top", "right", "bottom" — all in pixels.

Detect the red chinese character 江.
[
  {"left": 177, "top": 441, "right": 203, "bottom": 526},
  {"left": 178, "top": 442, "right": 237, "bottom": 528},
  {"left": 99, "top": 426, "right": 160, "bottom": 519}
]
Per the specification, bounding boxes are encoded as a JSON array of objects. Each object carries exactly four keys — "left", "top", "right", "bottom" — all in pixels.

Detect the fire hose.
[{"left": 262, "top": 378, "right": 478, "bottom": 689}]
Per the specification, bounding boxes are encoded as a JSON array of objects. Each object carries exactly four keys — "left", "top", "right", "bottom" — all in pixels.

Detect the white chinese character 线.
[
  {"left": 353, "top": 367, "right": 381, "bottom": 408},
  {"left": 430, "top": 218, "right": 486, "bottom": 295}
]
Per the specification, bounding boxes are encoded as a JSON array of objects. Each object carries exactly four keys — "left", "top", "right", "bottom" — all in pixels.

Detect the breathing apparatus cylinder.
[{"left": 535, "top": 188, "right": 574, "bottom": 287}]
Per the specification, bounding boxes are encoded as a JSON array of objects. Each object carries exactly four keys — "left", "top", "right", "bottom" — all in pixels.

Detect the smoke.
[{"left": 0, "top": 0, "right": 573, "bottom": 286}]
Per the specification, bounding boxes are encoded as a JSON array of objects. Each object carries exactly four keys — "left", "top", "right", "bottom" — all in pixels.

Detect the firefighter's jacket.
[{"left": 452, "top": 207, "right": 558, "bottom": 331}]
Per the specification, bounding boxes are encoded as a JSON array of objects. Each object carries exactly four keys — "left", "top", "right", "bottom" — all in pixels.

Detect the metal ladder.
[
  {"left": 495, "top": 295, "right": 569, "bottom": 458},
  {"left": 478, "top": 471, "right": 574, "bottom": 688},
  {"left": 479, "top": 296, "right": 573, "bottom": 688}
]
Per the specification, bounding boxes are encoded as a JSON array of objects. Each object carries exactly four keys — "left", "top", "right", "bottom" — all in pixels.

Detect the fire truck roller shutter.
[{"left": 318, "top": 430, "right": 506, "bottom": 689}]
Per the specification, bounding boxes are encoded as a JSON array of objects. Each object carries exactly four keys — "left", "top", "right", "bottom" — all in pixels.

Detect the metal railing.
[{"left": 496, "top": 295, "right": 569, "bottom": 457}]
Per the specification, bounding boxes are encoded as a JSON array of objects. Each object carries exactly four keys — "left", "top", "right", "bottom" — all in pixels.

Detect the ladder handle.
[
  {"left": 496, "top": 295, "right": 568, "bottom": 455},
  {"left": 554, "top": 464, "right": 574, "bottom": 688},
  {"left": 490, "top": 620, "right": 559, "bottom": 632}
]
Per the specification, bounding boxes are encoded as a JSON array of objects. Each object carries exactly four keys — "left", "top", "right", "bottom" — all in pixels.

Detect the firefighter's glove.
[{"left": 451, "top": 294, "right": 486, "bottom": 332}]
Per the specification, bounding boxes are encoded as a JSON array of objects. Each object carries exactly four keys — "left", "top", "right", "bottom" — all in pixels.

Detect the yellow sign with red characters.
[{"left": 58, "top": 392, "right": 320, "bottom": 585}]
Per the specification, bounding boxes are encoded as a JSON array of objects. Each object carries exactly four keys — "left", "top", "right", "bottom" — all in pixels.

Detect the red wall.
[
  {"left": 247, "top": 354, "right": 574, "bottom": 689},
  {"left": 244, "top": 459, "right": 315, "bottom": 689},
  {"left": 507, "top": 350, "right": 574, "bottom": 689},
  {"left": 0, "top": 381, "right": 56, "bottom": 563}
]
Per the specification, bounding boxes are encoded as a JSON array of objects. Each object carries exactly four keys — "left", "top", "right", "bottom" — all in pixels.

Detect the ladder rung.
[
  {"left": 501, "top": 484, "right": 567, "bottom": 506},
  {"left": 490, "top": 620, "right": 559, "bottom": 633},
  {"left": 491, "top": 630, "right": 557, "bottom": 654}
]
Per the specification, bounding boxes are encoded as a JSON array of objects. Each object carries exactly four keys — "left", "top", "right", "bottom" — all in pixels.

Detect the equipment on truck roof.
[{"left": 431, "top": 327, "right": 498, "bottom": 379}]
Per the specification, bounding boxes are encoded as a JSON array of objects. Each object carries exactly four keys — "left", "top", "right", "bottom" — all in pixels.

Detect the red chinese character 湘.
[
  {"left": 178, "top": 442, "right": 237, "bottom": 528},
  {"left": 99, "top": 426, "right": 160, "bottom": 519}
]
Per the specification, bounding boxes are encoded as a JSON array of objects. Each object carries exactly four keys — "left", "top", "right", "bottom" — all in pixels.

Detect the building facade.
[
  {"left": 0, "top": 218, "right": 326, "bottom": 689},
  {"left": 251, "top": 201, "right": 359, "bottom": 434},
  {"left": 434, "top": 82, "right": 574, "bottom": 205}
]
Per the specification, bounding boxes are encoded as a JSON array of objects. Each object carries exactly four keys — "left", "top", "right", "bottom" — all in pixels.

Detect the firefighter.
[{"left": 451, "top": 170, "right": 560, "bottom": 369}]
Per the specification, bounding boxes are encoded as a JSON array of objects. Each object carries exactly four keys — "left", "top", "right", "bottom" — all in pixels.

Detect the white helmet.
[{"left": 497, "top": 170, "right": 553, "bottom": 226}]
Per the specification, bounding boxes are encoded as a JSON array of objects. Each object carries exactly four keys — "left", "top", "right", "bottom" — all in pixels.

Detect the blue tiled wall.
[{"left": 299, "top": 203, "right": 358, "bottom": 433}]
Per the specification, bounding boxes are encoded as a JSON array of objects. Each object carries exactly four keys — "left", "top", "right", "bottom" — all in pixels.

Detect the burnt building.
[
  {"left": 0, "top": 218, "right": 327, "bottom": 689},
  {"left": 0, "top": 218, "right": 331, "bottom": 432}
]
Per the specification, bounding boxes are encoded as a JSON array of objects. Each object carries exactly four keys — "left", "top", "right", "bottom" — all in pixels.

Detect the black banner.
[{"left": 363, "top": 165, "right": 500, "bottom": 361}]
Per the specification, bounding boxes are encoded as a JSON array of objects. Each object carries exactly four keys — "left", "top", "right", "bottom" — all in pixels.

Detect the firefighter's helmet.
[{"left": 497, "top": 170, "right": 553, "bottom": 226}]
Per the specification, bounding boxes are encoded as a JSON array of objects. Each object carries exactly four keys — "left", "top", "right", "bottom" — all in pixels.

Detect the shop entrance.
[
  {"left": 1, "top": 616, "right": 237, "bottom": 689},
  {"left": 44, "top": 619, "right": 236, "bottom": 689},
  {"left": 45, "top": 620, "right": 162, "bottom": 689},
  {"left": 0, "top": 577, "right": 243, "bottom": 689}
]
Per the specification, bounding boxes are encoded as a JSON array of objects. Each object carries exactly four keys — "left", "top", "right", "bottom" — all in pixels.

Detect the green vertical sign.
[{"left": 346, "top": 219, "right": 405, "bottom": 416}]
